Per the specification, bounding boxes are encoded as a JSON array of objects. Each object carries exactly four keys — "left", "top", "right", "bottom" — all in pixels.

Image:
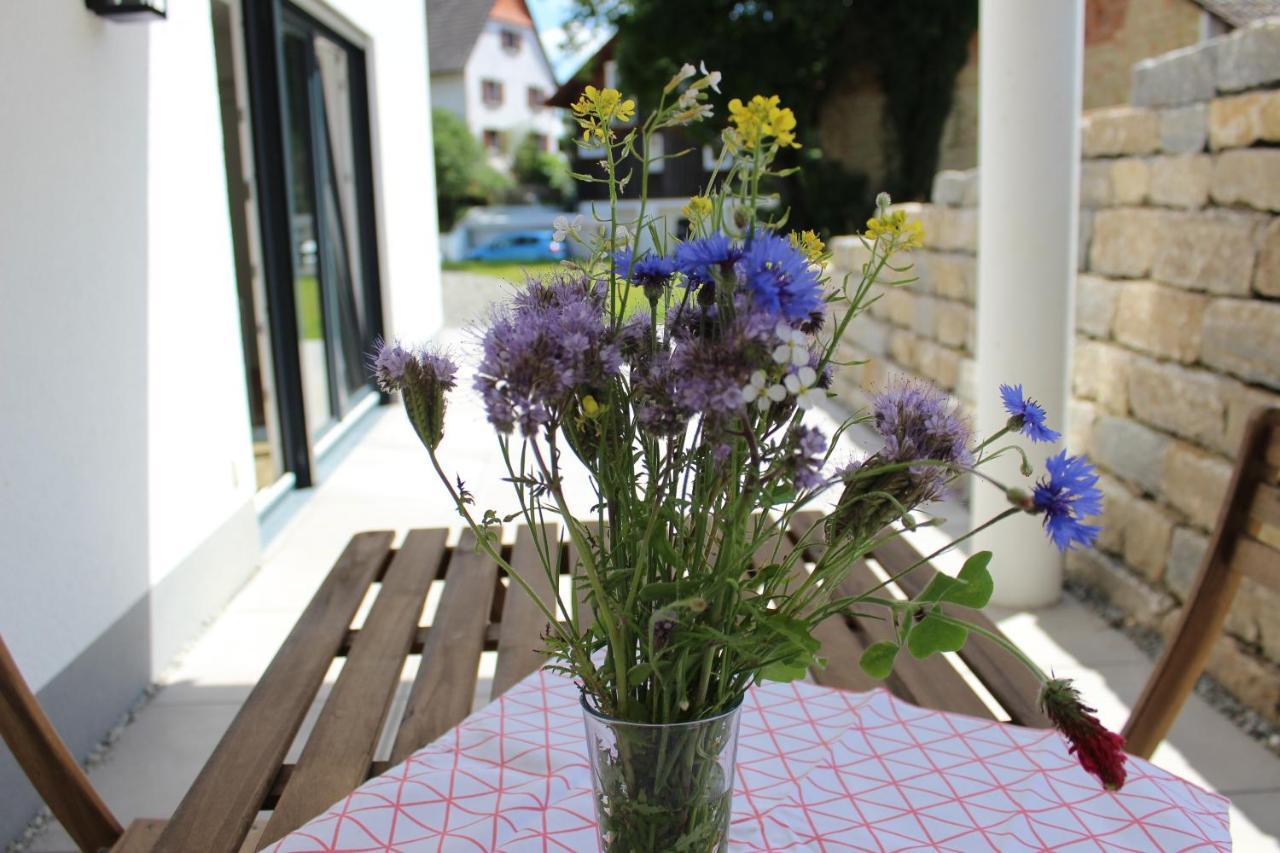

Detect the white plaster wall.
[
  {"left": 463, "top": 20, "right": 563, "bottom": 158},
  {"left": 0, "top": 4, "right": 155, "bottom": 692},
  {"left": 316, "top": 0, "right": 444, "bottom": 344},
  {"left": 431, "top": 72, "right": 467, "bottom": 120},
  {"left": 146, "top": 0, "right": 258, "bottom": 590}
]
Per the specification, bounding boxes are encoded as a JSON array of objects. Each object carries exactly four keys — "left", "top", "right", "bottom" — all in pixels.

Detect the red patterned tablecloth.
[{"left": 268, "top": 669, "right": 1230, "bottom": 851}]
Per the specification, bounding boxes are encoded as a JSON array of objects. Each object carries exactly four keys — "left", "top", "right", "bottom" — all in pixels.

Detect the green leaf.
[
  {"left": 626, "top": 664, "right": 654, "bottom": 687},
  {"left": 950, "top": 552, "right": 994, "bottom": 608},
  {"left": 912, "top": 551, "right": 994, "bottom": 609},
  {"left": 906, "top": 614, "right": 968, "bottom": 659},
  {"left": 760, "top": 661, "right": 809, "bottom": 683},
  {"left": 859, "top": 641, "right": 899, "bottom": 679}
]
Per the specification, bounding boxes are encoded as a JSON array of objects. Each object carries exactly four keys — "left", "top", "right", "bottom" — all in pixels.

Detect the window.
[
  {"left": 527, "top": 86, "right": 546, "bottom": 111},
  {"left": 481, "top": 79, "right": 503, "bottom": 107},
  {"left": 483, "top": 129, "right": 504, "bottom": 153},
  {"left": 529, "top": 132, "right": 548, "bottom": 152},
  {"left": 500, "top": 29, "right": 521, "bottom": 53}
]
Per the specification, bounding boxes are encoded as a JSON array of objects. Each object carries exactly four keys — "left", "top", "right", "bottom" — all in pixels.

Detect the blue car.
[{"left": 464, "top": 229, "right": 565, "bottom": 262}]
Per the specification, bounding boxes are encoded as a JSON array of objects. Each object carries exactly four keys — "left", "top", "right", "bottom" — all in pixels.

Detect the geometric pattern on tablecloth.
[{"left": 267, "top": 669, "right": 1231, "bottom": 852}]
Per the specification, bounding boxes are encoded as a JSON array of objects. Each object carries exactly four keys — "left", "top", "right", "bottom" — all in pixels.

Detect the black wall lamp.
[{"left": 86, "top": 0, "right": 167, "bottom": 20}]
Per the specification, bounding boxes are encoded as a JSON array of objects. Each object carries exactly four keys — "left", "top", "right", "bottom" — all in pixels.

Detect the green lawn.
[
  {"left": 443, "top": 260, "right": 563, "bottom": 282},
  {"left": 297, "top": 274, "right": 323, "bottom": 341}
]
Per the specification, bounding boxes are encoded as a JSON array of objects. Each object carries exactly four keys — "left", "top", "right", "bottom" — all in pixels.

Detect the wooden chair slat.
[
  {"left": 840, "top": 559, "right": 997, "bottom": 719},
  {"left": 341, "top": 622, "right": 502, "bottom": 657},
  {"left": 389, "top": 529, "right": 499, "bottom": 765},
  {"left": 111, "top": 818, "right": 168, "bottom": 852},
  {"left": 154, "top": 531, "right": 394, "bottom": 853},
  {"left": 492, "top": 524, "right": 561, "bottom": 699},
  {"left": 783, "top": 514, "right": 882, "bottom": 692},
  {"left": 1125, "top": 407, "right": 1280, "bottom": 757},
  {"left": 871, "top": 535, "right": 1051, "bottom": 728},
  {"left": 259, "top": 528, "right": 447, "bottom": 847},
  {"left": 1232, "top": 534, "right": 1280, "bottom": 591},
  {"left": 1266, "top": 427, "right": 1280, "bottom": 470},
  {"left": 0, "top": 636, "right": 125, "bottom": 853}
]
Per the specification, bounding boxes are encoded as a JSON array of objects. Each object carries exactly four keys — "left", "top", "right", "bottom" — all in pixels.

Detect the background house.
[
  {"left": 428, "top": 0, "right": 563, "bottom": 170},
  {"left": 0, "top": 0, "right": 443, "bottom": 841}
]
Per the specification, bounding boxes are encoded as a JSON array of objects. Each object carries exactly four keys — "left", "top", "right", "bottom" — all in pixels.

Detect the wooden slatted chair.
[
  {"left": 1123, "top": 406, "right": 1280, "bottom": 758},
  {"left": 0, "top": 635, "right": 166, "bottom": 852}
]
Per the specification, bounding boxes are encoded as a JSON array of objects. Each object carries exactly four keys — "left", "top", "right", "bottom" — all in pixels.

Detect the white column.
[{"left": 973, "top": 0, "right": 1084, "bottom": 608}]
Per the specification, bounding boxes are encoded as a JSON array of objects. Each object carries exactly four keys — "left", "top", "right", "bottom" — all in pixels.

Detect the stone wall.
[{"left": 827, "top": 19, "right": 1280, "bottom": 725}]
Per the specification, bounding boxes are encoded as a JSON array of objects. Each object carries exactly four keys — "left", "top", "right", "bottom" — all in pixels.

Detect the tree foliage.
[
  {"left": 431, "top": 108, "right": 511, "bottom": 231},
  {"left": 566, "top": 0, "right": 976, "bottom": 232},
  {"left": 512, "top": 133, "right": 574, "bottom": 205}
]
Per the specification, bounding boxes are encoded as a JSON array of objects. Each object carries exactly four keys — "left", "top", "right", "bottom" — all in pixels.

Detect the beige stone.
[
  {"left": 1147, "top": 154, "right": 1212, "bottom": 209},
  {"left": 887, "top": 329, "right": 920, "bottom": 369},
  {"left": 1199, "top": 298, "right": 1280, "bottom": 390},
  {"left": 1165, "top": 526, "right": 1208, "bottom": 599},
  {"left": 1162, "top": 442, "right": 1232, "bottom": 530},
  {"left": 955, "top": 356, "right": 976, "bottom": 404},
  {"left": 934, "top": 207, "right": 978, "bottom": 253},
  {"left": 1066, "top": 398, "right": 1098, "bottom": 458},
  {"left": 867, "top": 285, "right": 892, "bottom": 320},
  {"left": 1113, "top": 281, "right": 1208, "bottom": 363},
  {"left": 1076, "top": 274, "right": 1118, "bottom": 338},
  {"left": 1205, "top": 635, "right": 1280, "bottom": 727},
  {"left": 1064, "top": 548, "right": 1174, "bottom": 630},
  {"left": 1151, "top": 209, "right": 1265, "bottom": 296},
  {"left": 1110, "top": 158, "right": 1151, "bottom": 205},
  {"left": 915, "top": 340, "right": 960, "bottom": 391},
  {"left": 1224, "top": 576, "right": 1280, "bottom": 660},
  {"left": 929, "top": 253, "right": 975, "bottom": 302},
  {"left": 1127, "top": 357, "right": 1228, "bottom": 449},
  {"left": 829, "top": 235, "right": 872, "bottom": 278},
  {"left": 1255, "top": 218, "right": 1280, "bottom": 297},
  {"left": 1211, "top": 149, "right": 1280, "bottom": 212},
  {"left": 1223, "top": 381, "right": 1280, "bottom": 455},
  {"left": 1079, "top": 161, "right": 1114, "bottom": 208},
  {"left": 1088, "top": 208, "right": 1166, "bottom": 278},
  {"left": 934, "top": 303, "right": 973, "bottom": 353},
  {"left": 1072, "top": 340, "right": 1132, "bottom": 414},
  {"left": 1081, "top": 106, "right": 1161, "bottom": 158},
  {"left": 886, "top": 288, "right": 915, "bottom": 328},
  {"left": 911, "top": 294, "right": 938, "bottom": 339},
  {"left": 844, "top": 314, "right": 890, "bottom": 357},
  {"left": 1123, "top": 497, "right": 1176, "bottom": 583},
  {"left": 1091, "top": 416, "right": 1169, "bottom": 495},
  {"left": 1207, "top": 90, "right": 1280, "bottom": 150}
]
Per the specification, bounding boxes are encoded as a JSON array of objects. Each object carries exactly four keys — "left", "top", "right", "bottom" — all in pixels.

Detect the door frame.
[{"left": 241, "top": 0, "right": 384, "bottom": 488}]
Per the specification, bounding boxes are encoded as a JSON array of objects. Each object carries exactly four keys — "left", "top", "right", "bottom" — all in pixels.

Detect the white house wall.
[
  {"left": 463, "top": 20, "right": 563, "bottom": 160},
  {"left": 431, "top": 71, "right": 468, "bottom": 121}
]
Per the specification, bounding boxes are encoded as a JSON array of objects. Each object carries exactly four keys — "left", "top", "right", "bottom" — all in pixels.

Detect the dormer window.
[
  {"left": 500, "top": 29, "right": 520, "bottom": 53},
  {"left": 481, "top": 79, "right": 504, "bottom": 107}
]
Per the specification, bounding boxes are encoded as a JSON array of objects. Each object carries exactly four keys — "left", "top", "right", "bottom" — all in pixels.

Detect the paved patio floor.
[{"left": 21, "top": 273, "right": 1280, "bottom": 851}]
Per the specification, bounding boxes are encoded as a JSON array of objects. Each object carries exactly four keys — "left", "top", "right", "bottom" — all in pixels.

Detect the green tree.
[
  {"left": 566, "top": 0, "right": 976, "bottom": 232},
  {"left": 431, "top": 108, "right": 511, "bottom": 231},
  {"left": 512, "top": 134, "right": 574, "bottom": 205}
]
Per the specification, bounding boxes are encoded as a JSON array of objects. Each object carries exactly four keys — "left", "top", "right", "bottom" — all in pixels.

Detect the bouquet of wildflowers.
[{"left": 378, "top": 64, "right": 1122, "bottom": 849}]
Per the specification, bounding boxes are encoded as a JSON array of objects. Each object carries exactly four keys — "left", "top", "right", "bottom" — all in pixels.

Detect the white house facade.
[
  {"left": 427, "top": 0, "right": 562, "bottom": 169},
  {"left": 0, "top": 0, "right": 442, "bottom": 842}
]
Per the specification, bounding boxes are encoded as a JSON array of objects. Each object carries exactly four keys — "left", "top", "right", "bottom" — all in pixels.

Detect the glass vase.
[{"left": 582, "top": 697, "right": 743, "bottom": 853}]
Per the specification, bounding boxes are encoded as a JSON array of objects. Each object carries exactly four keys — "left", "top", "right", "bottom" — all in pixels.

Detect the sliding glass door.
[{"left": 242, "top": 0, "right": 383, "bottom": 487}]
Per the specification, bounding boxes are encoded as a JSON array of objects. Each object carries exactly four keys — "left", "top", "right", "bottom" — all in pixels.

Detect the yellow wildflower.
[
  {"left": 570, "top": 85, "right": 636, "bottom": 142},
  {"left": 788, "top": 229, "right": 826, "bottom": 262},
  {"left": 580, "top": 394, "right": 602, "bottom": 419},
  {"left": 865, "top": 210, "right": 925, "bottom": 251},
  {"left": 683, "top": 195, "right": 713, "bottom": 221},
  {"left": 726, "top": 95, "right": 799, "bottom": 151}
]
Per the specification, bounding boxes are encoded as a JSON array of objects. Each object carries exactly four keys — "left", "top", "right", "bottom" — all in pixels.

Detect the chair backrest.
[
  {"left": 0, "top": 634, "right": 123, "bottom": 852},
  {"left": 1123, "top": 406, "right": 1280, "bottom": 758}
]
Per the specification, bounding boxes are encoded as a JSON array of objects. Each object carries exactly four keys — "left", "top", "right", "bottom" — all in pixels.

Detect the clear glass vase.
[{"left": 582, "top": 697, "right": 743, "bottom": 853}]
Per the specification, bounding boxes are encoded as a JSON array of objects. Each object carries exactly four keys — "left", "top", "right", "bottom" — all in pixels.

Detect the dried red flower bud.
[{"left": 1040, "top": 678, "right": 1127, "bottom": 790}]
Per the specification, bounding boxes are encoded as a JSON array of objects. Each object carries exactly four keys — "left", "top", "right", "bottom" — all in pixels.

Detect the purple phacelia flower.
[
  {"left": 872, "top": 378, "right": 973, "bottom": 493},
  {"left": 788, "top": 425, "right": 828, "bottom": 490},
  {"left": 373, "top": 339, "right": 414, "bottom": 393},
  {"left": 739, "top": 233, "right": 824, "bottom": 322},
  {"left": 475, "top": 275, "right": 621, "bottom": 436},
  {"left": 373, "top": 340, "right": 457, "bottom": 451}
]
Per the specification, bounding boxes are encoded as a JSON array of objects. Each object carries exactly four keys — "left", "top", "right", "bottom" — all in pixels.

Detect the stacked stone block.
[
  {"left": 825, "top": 19, "right": 1280, "bottom": 725},
  {"left": 826, "top": 171, "right": 979, "bottom": 415}
]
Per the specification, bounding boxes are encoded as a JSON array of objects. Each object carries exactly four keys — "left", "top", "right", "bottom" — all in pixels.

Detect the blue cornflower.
[
  {"left": 613, "top": 248, "right": 677, "bottom": 287},
  {"left": 674, "top": 233, "right": 741, "bottom": 283},
  {"left": 1000, "top": 384, "right": 1061, "bottom": 443},
  {"left": 1033, "top": 451, "right": 1103, "bottom": 551},
  {"left": 739, "top": 233, "right": 824, "bottom": 322}
]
